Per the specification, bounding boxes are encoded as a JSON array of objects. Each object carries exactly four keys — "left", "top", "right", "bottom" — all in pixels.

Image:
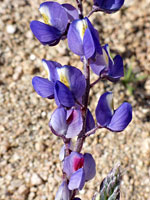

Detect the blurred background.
[{"left": 0, "top": 0, "right": 150, "bottom": 199}]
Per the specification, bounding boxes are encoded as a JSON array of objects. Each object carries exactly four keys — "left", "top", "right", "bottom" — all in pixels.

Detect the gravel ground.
[{"left": 0, "top": 0, "right": 150, "bottom": 199}]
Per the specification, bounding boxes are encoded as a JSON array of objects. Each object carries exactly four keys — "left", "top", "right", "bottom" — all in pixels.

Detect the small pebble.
[
  {"left": 31, "top": 173, "right": 42, "bottom": 186},
  {"left": 6, "top": 24, "right": 16, "bottom": 34},
  {"left": 30, "top": 54, "right": 36, "bottom": 61}
]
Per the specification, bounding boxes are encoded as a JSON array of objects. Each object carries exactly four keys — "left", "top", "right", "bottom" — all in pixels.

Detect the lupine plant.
[{"left": 30, "top": 0, "right": 132, "bottom": 199}]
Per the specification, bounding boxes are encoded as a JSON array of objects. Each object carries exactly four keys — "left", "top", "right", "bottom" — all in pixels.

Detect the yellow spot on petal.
[
  {"left": 81, "top": 20, "right": 88, "bottom": 39},
  {"left": 39, "top": 6, "right": 51, "bottom": 25},
  {"left": 111, "top": 98, "right": 114, "bottom": 111},
  {"left": 42, "top": 61, "right": 50, "bottom": 80},
  {"left": 60, "top": 74, "right": 70, "bottom": 88},
  {"left": 42, "top": 14, "right": 50, "bottom": 25},
  {"left": 45, "top": 69, "right": 49, "bottom": 78},
  {"left": 76, "top": 19, "right": 88, "bottom": 41},
  {"left": 57, "top": 68, "right": 70, "bottom": 88}
]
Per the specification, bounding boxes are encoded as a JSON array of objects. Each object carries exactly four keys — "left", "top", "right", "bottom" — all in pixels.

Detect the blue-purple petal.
[
  {"left": 86, "top": 18, "right": 102, "bottom": 55},
  {"left": 94, "top": 0, "right": 125, "bottom": 13},
  {"left": 32, "top": 76, "right": 54, "bottom": 98},
  {"left": 96, "top": 92, "right": 114, "bottom": 127},
  {"left": 63, "top": 152, "right": 84, "bottom": 178},
  {"left": 54, "top": 81, "right": 75, "bottom": 107},
  {"left": 86, "top": 109, "right": 95, "bottom": 133},
  {"left": 30, "top": 21, "right": 61, "bottom": 45},
  {"left": 89, "top": 53, "right": 106, "bottom": 75},
  {"left": 83, "top": 28, "right": 95, "bottom": 59},
  {"left": 68, "top": 168, "right": 85, "bottom": 190},
  {"left": 107, "top": 102, "right": 132, "bottom": 132},
  {"left": 67, "top": 19, "right": 84, "bottom": 56},
  {"left": 42, "top": 59, "right": 61, "bottom": 82},
  {"left": 62, "top": 4, "right": 79, "bottom": 22},
  {"left": 39, "top": 2, "right": 68, "bottom": 33},
  {"left": 68, "top": 18, "right": 102, "bottom": 58},
  {"left": 66, "top": 109, "right": 83, "bottom": 138},
  {"left": 49, "top": 107, "right": 67, "bottom": 137},
  {"left": 108, "top": 55, "right": 124, "bottom": 81},
  {"left": 83, "top": 153, "right": 96, "bottom": 181},
  {"left": 66, "top": 66, "right": 86, "bottom": 99}
]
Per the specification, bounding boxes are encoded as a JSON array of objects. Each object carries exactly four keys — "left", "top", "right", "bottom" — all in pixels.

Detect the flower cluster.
[{"left": 30, "top": 0, "right": 132, "bottom": 199}]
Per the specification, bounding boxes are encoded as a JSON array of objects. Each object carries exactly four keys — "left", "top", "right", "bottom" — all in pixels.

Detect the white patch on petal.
[
  {"left": 59, "top": 145, "right": 65, "bottom": 161},
  {"left": 76, "top": 19, "right": 88, "bottom": 41},
  {"left": 102, "top": 45, "right": 114, "bottom": 67},
  {"left": 106, "top": 93, "right": 114, "bottom": 115},
  {"left": 57, "top": 67, "right": 70, "bottom": 88},
  {"left": 42, "top": 60, "right": 50, "bottom": 80},
  {"left": 106, "top": 45, "right": 114, "bottom": 64},
  {"left": 39, "top": 5, "right": 51, "bottom": 25}
]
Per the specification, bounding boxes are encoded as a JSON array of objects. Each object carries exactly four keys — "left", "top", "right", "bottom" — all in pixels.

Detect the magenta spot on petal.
[
  {"left": 67, "top": 110, "right": 78, "bottom": 125},
  {"left": 73, "top": 157, "right": 84, "bottom": 171}
]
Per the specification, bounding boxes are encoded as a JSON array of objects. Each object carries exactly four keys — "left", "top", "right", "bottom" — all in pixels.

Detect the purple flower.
[
  {"left": 30, "top": 2, "right": 78, "bottom": 46},
  {"left": 55, "top": 180, "right": 70, "bottom": 200},
  {"left": 32, "top": 60, "right": 86, "bottom": 107},
  {"left": 96, "top": 92, "right": 132, "bottom": 132},
  {"left": 49, "top": 107, "right": 83, "bottom": 138},
  {"left": 63, "top": 152, "right": 96, "bottom": 190},
  {"left": 89, "top": 44, "right": 124, "bottom": 82},
  {"left": 94, "top": 0, "right": 125, "bottom": 13},
  {"left": 67, "top": 17, "right": 102, "bottom": 59}
]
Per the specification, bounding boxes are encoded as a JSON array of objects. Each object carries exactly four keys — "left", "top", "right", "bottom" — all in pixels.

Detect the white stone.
[
  {"left": 41, "top": 111, "right": 46, "bottom": 118},
  {"left": 6, "top": 24, "right": 16, "bottom": 34},
  {"left": 30, "top": 54, "right": 36, "bottom": 61},
  {"left": 18, "top": 184, "right": 28, "bottom": 194},
  {"left": 124, "top": 0, "right": 134, "bottom": 7},
  {"left": 31, "top": 173, "right": 42, "bottom": 186}
]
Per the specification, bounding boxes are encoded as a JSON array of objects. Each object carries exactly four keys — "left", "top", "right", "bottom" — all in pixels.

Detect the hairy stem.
[
  {"left": 85, "top": 125, "right": 101, "bottom": 137},
  {"left": 90, "top": 77, "right": 101, "bottom": 88},
  {"left": 87, "top": 6, "right": 102, "bottom": 18},
  {"left": 75, "top": 58, "right": 90, "bottom": 153}
]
